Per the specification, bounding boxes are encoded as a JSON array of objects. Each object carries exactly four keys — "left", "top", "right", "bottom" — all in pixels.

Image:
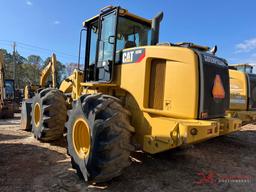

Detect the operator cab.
[
  {"left": 81, "top": 6, "right": 162, "bottom": 82},
  {"left": 232, "top": 64, "right": 253, "bottom": 74}
]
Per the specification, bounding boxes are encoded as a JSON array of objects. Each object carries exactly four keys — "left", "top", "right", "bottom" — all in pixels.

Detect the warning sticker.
[{"left": 212, "top": 74, "right": 225, "bottom": 99}]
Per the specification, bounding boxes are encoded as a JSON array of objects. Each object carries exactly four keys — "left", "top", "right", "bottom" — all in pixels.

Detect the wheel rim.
[
  {"left": 72, "top": 118, "right": 90, "bottom": 159},
  {"left": 34, "top": 103, "right": 41, "bottom": 128}
]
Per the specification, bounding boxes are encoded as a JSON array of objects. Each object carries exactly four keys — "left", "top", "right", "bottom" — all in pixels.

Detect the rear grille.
[
  {"left": 247, "top": 73, "right": 256, "bottom": 109},
  {"left": 198, "top": 53, "right": 230, "bottom": 119}
]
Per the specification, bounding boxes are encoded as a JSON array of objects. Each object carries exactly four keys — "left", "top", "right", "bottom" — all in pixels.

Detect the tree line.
[{"left": 0, "top": 48, "right": 78, "bottom": 89}]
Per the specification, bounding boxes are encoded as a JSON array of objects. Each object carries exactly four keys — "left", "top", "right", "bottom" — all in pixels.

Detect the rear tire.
[
  {"left": 20, "top": 99, "right": 33, "bottom": 131},
  {"left": 31, "top": 88, "right": 67, "bottom": 141},
  {"left": 0, "top": 102, "right": 14, "bottom": 119},
  {"left": 66, "top": 94, "right": 135, "bottom": 183}
]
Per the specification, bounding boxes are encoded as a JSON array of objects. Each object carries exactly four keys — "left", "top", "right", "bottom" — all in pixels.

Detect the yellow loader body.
[
  {"left": 227, "top": 69, "right": 256, "bottom": 124},
  {"left": 61, "top": 46, "right": 241, "bottom": 154}
]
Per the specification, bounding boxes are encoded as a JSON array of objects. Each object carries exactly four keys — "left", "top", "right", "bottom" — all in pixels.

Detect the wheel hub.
[
  {"left": 34, "top": 103, "right": 41, "bottom": 128},
  {"left": 72, "top": 118, "right": 90, "bottom": 159}
]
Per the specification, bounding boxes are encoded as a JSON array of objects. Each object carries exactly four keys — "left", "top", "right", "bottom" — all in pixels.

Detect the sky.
[{"left": 0, "top": 0, "right": 256, "bottom": 66}]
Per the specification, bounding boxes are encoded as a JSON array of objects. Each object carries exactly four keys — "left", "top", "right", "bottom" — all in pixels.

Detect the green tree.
[
  {"left": 0, "top": 49, "right": 68, "bottom": 89},
  {"left": 0, "top": 48, "right": 15, "bottom": 79},
  {"left": 27, "top": 55, "right": 43, "bottom": 85},
  {"left": 15, "top": 63, "right": 39, "bottom": 89},
  {"left": 27, "top": 55, "right": 43, "bottom": 67},
  {"left": 0, "top": 49, "right": 28, "bottom": 87}
]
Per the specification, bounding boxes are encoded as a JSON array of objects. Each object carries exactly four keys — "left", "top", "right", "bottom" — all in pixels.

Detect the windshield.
[
  {"left": 5, "top": 80, "right": 14, "bottom": 99},
  {"left": 245, "top": 67, "right": 253, "bottom": 73},
  {"left": 237, "top": 66, "right": 253, "bottom": 73},
  {"left": 116, "top": 16, "right": 151, "bottom": 51}
]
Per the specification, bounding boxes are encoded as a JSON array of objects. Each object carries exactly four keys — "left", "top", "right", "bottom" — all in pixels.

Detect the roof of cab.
[
  {"left": 232, "top": 63, "right": 253, "bottom": 68},
  {"left": 82, "top": 6, "right": 152, "bottom": 27}
]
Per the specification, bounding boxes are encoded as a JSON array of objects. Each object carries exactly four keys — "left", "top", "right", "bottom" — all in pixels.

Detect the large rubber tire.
[
  {"left": 66, "top": 94, "right": 135, "bottom": 183},
  {"left": 31, "top": 88, "right": 67, "bottom": 141},
  {"left": 0, "top": 102, "right": 14, "bottom": 119},
  {"left": 20, "top": 99, "right": 33, "bottom": 131}
]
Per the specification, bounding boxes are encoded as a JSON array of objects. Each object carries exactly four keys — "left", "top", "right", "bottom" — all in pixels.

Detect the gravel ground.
[{"left": 0, "top": 114, "right": 255, "bottom": 192}]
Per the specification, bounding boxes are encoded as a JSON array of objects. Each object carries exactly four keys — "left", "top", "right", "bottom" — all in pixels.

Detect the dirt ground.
[{"left": 0, "top": 114, "right": 255, "bottom": 192}]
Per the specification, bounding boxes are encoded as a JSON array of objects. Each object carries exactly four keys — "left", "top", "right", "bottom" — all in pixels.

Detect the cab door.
[{"left": 95, "top": 9, "right": 118, "bottom": 82}]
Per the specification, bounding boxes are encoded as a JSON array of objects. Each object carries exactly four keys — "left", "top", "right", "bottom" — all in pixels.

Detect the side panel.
[
  {"left": 113, "top": 46, "right": 199, "bottom": 145},
  {"left": 229, "top": 69, "right": 248, "bottom": 110},
  {"left": 162, "top": 58, "right": 198, "bottom": 118},
  {"left": 114, "top": 46, "right": 199, "bottom": 119}
]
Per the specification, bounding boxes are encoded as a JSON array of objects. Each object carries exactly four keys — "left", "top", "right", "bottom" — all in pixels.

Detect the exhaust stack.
[{"left": 151, "top": 12, "right": 164, "bottom": 45}]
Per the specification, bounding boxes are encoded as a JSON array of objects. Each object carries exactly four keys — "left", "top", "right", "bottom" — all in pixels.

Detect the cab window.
[{"left": 116, "top": 16, "right": 151, "bottom": 51}]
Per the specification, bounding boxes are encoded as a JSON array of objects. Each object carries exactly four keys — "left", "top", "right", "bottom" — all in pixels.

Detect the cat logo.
[
  {"left": 122, "top": 51, "right": 135, "bottom": 63},
  {"left": 121, "top": 48, "right": 145, "bottom": 64},
  {"left": 212, "top": 74, "right": 225, "bottom": 99}
]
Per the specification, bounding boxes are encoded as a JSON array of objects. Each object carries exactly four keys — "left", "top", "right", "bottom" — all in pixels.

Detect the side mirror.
[{"left": 108, "top": 36, "right": 115, "bottom": 44}]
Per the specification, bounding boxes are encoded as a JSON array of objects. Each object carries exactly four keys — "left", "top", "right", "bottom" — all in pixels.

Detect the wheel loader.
[
  {"left": 227, "top": 64, "right": 256, "bottom": 124},
  {"left": 20, "top": 53, "right": 57, "bottom": 131},
  {"left": 0, "top": 52, "right": 15, "bottom": 118},
  {"left": 27, "top": 6, "right": 242, "bottom": 182}
]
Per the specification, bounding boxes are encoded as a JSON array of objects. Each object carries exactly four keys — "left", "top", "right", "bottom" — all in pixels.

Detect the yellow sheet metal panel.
[
  {"left": 59, "top": 75, "right": 73, "bottom": 93},
  {"left": 163, "top": 58, "right": 198, "bottom": 119},
  {"left": 114, "top": 46, "right": 199, "bottom": 119},
  {"left": 229, "top": 69, "right": 248, "bottom": 110}
]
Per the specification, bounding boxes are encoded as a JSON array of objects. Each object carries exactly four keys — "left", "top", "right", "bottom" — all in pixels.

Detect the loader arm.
[
  {"left": 24, "top": 53, "right": 57, "bottom": 99},
  {"left": 40, "top": 53, "right": 57, "bottom": 88}
]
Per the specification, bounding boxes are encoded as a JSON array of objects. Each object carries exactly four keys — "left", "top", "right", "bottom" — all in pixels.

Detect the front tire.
[
  {"left": 66, "top": 94, "right": 135, "bottom": 183},
  {"left": 31, "top": 88, "right": 67, "bottom": 141}
]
